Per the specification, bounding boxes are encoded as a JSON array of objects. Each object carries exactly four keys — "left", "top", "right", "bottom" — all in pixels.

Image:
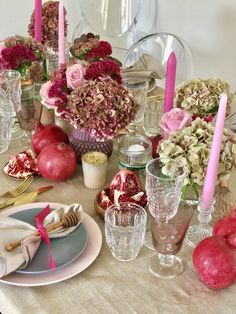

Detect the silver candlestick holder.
[{"left": 185, "top": 199, "right": 214, "bottom": 248}]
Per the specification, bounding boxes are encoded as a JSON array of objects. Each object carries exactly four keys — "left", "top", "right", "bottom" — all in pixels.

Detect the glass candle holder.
[
  {"left": 118, "top": 134, "right": 152, "bottom": 188},
  {"left": 45, "top": 40, "right": 71, "bottom": 75},
  {"left": 185, "top": 199, "right": 215, "bottom": 248},
  {"left": 143, "top": 98, "right": 163, "bottom": 137},
  {"left": 82, "top": 151, "right": 108, "bottom": 189}
]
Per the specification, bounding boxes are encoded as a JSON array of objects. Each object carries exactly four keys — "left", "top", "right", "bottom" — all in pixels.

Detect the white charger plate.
[{"left": 0, "top": 202, "right": 102, "bottom": 287}]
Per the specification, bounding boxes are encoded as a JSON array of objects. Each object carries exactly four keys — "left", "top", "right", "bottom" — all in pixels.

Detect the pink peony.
[
  {"left": 160, "top": 108, "right": 192, "bottom": 135},
  {"left": 66, "top": 64, "right": 86, "bottom": 90},
  {"left": 40, "top": 81, "right": 61, "bottom": 109}
]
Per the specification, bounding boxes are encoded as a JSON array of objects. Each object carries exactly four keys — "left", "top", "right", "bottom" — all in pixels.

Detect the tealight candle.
[{"left": 82, "top": 152, "right": 108, "bottom": 189}]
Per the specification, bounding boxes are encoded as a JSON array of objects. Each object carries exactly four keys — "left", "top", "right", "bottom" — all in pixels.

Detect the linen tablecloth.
[{"left": 0, "top": 140, "right": 236, "bottom": 314}]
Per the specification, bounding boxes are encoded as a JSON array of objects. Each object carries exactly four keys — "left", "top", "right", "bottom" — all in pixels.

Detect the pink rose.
[
  {"left": 40, "top": 81, "right": 61, "bottom": 109},
  {"left": 160, "top": 108, "right": 192, "bottom": 135},
  {"left": 66, "top": 64, "right": 86, "bottom": 89}
]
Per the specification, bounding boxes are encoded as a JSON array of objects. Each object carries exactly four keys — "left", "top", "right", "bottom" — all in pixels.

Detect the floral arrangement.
[
  {"left": 40, "top": 62, "right": 137, "bottom": 140},
  {"left": 175, "top": 78, "right": 233, "bottom": 117},
  {"left": 158, "top": 117, "right": 236, "bottom": 198},
  {"left": 0, "top": 35, "right": 45, "bottom": 82},
  {"left": 70, "top": 33, "right": 113, "bottom": 63},
  {"left": 28, "top": 1, "right": 68, "bottom": 45}
]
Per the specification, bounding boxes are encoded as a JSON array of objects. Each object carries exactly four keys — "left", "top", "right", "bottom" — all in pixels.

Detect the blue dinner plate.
[{"left": 11, "top": 207, "right": 88, "bottom": 274}]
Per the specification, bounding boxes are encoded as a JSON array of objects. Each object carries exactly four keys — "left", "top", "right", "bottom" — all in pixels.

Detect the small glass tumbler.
[
  {"left": 46, "top": 40, "right": 71, "bottom": 75},
  {"left": 82, "top": 151, "right": 108, "bottom": 189},
  {"left": 143, "top": 98, "right": 163, "bottom": 137},
  {"left": 105, "top": 202, "right": 147, "bottom": 261},
  {"left": 123, "top": 80, "right": 148, "bottom": 135},
  {"left": 0, "top": 88, "right": 13, "bottom": 153}
]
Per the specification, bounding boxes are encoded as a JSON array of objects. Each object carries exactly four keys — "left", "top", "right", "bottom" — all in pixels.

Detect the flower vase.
[
  {"left": 181, "top": 184, "right": 201, "bottom": 206},
  {"left": 40, "top": 106, "right": 55, "bottom": 125},
  {"left": 55, "top": 116, "right": 71, "bottom": 136},
  {"left": 69, "top": 128, "right": 113, "bottom": 161}
]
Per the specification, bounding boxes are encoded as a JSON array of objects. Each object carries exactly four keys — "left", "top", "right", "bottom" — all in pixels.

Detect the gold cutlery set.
[{"left": 0, "top": 176, "right": 53, "bottom": 210}]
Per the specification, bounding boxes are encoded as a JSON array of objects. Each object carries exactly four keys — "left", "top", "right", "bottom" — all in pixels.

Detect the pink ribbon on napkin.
[{"left": 35, "top": 205, "right": 56, "bottom": 270}]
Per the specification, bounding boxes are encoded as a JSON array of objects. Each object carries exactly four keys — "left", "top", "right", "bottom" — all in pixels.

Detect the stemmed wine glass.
[
  {"left": 149, "top": 200, "right": 193, "bottom": 278},
  {"left": 145, "top": 158, "right": 191, "bottom": 278}
]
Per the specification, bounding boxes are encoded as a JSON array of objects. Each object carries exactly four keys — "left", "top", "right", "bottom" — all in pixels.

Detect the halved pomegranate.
[{"left": 109, "top": 169, "right": 141, "bottom": 202}]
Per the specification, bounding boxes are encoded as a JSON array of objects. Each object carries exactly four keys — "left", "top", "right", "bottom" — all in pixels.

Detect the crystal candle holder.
[{"left": 185, "top": 199, "right": 214, "bottom": 248}]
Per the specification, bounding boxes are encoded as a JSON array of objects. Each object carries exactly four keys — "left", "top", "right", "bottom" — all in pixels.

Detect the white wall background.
[{"left": 0, "top": 0, "right": 236, "bottom": 90}]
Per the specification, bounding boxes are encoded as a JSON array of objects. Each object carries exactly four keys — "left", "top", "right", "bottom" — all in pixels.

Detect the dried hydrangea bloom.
[
  {"left": 28, "top": 1, "right": 68, "bottom": 45},
  {"left": 67, "top": 76, "right": 138, "bottom": 140},
  {"left": 175, "top": 78, "right": 233, "bottom": 116},
  {"left": 159, "top": 117, "right": 236, "bottom": 188}
]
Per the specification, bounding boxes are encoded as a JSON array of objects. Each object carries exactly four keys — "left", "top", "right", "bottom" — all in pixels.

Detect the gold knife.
[{"left": 0, "top": 186, "right": 53, "bottom": 210}]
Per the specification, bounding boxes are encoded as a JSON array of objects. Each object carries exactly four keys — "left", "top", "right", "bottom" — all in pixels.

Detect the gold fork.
[{"left": 0, "top": 176, "right": 34, "bottom": 198}]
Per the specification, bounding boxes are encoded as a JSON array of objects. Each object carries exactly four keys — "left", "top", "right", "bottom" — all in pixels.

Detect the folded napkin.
[
  {"left": 0, "top": 204, "right": 83, "bottom": 278},
  {"left": 121, "top": 54, "right": 165, "bottom": 85}
]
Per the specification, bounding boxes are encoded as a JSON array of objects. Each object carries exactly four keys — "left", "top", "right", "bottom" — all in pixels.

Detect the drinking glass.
[
  {"left": 46, "top": 40, "right": 71, "bottom": 75},
  {"left": 3, "top": 70, "right": 24, "bottom": 140},
  {"left": 105, "top": 202, "right": 147, "bottom": 261},
  {"left": 143, "top": 98, "right": 163, "bottom": 137},
  {"left": 14, "top": 82, "right": 41, "bottom": 147},
  {"left": 145, "top": 158, "right": 186, "bottom": 222},
  {"left": 123, "top": 80, "right": 148, "bottom": 135},
  {"left": 0, "top": 86, "right": 13, "bottom": 153},
  {"left": 149, "top": 200, "right": 193, "bottom": 278},
  {"left": 145, "top": 158, "right": 186, "bottom": 250}
]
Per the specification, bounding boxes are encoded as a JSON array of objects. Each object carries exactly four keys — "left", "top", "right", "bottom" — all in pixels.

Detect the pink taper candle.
[
  {"left": 58, "top": 1, "right": 65, "bottom": 66},
  {"left": 34, "top": 0, "right": 42, "bottom": 42},
  {"left": 201, "top": 93, "right": 228, "bottom": 208},
  {"left": 164, "top": 52, "right": 177, "bottom": 113}
]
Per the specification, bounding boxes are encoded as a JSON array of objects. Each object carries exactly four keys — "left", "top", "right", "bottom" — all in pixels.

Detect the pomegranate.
[
  {"left": 213, "top": 210, "right": 236, "bottom": 240},
  {"left": 192, "top": 236, "right": 236, "bottom": 289},
  {"left": 109, "top": 170, "right": 141, "bottom": 202},
  {"left": 115, "top": 191, "right": 147, "bottom": 208},
  {"left": 99, "top": 189, "right": 113, "bottom": 209},
  {"left": 37, "top": 142, "right": 77, "bottom": 181},
  {"left": 31, "top": 121, "right": 69, "bottom": 155}
]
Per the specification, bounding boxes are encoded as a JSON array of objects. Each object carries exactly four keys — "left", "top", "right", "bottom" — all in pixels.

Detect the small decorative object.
[
  {"left": 105, "top": 202, "right": 147, "bottom": 261},
  {"left": 149, "top": 200, "right": 193, "bottom": 278},
  {"left": 95, "top": 169, "right": 147, "bottom": 218},
  {"left": 175, "top": 78, "right": 233, "bottom": 118},
  {"left": 214, "top": 181, "right": 236, "bottom": 221},
  {"left": 164, "top": 52, "right": 176, "bottom": 113},
  {"left": 82, "top": 151, "right": 108, "bottom": 189},
  {"left": 31, "top": 121, "right": 69, "bottom": 155},
  {"left": 192, "top": 210, "right": 236, "bottom": 289},
  {"left": 37, "top": 142, "right": 77, "bottom": 181},
  {"left": 185, "top": 94, "right": 230, "bottom": 247},
  {"left": 3, "top": 150, "right": 39, "bottom": 179},
  {"left": 118, "top": 135, "right": 152, "bottom": 188},
  {"left": 28, "top": 1, "right": 68, "bottom": 45},
  {"left": 158, "top": 117, "right": 236, "bottom": 203},
  {"left": 0, "top": 35, "right": 45, "bottom": 83}
]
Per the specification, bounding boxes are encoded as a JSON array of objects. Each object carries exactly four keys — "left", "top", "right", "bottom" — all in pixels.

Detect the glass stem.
[{"left": 158, "top": 253, "right": 174, "bottom": 267}]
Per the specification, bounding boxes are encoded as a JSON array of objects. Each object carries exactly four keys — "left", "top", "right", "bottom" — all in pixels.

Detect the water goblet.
[
  {"left": 144, "top": 158, "right": 186, "bottom": 250},
  {"left": 123, "top": 80, "right": 148, "bottom": 135},
  {"left": 149, "top": 200, "right": 193, "bottom": 278}
]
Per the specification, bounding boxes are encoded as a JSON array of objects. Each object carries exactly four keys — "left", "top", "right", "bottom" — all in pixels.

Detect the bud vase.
[
  {"left": 69, "top": 128, "right": 113, "bottom": 161},
  {"left": 40, "top": 106, "right": 55, "bottom": 125}
]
